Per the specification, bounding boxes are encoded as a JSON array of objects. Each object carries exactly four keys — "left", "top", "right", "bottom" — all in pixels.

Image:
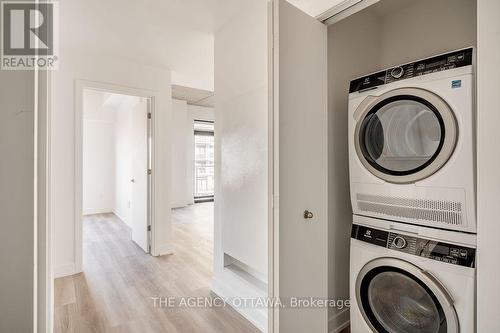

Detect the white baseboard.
[
  {"left": 211, "top": 274, "right": 267, "bottom": 333},
  {"left": 82, "top": 208, "right": 113, "bottom": 216},
  {"left": 171, "top": 200, "right": 193, "bottom": 209},
  {"left": 156, "top": 243, "right": 174, "bottom": 256},
  {"left": 53, "top": 263, "right": 77, "bottom": 279},
  {"left": 113, "top": 211, "right": 131, "bottom": 229},
  {"left": 329, "top": 308, "right": 350, "bottom": 333}
]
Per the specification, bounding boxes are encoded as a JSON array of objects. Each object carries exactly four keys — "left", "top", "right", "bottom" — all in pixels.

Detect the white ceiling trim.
[
  {"left": 285, "top": 0, "right": 346, "bottom": 17},
  {"left": 320, "top": 0, "right": 380, "bottom": 25},
  {"left": 316, "top": 0, "right": 362, "bottom": 20}
]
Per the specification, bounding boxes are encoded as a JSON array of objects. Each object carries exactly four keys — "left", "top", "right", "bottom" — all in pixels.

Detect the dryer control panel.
[
  {"left": 351, "top": 224, "right": 476, "bottom": 268},
  {"left": 349, "top": 48, "right": 473, "bottom": 93}
]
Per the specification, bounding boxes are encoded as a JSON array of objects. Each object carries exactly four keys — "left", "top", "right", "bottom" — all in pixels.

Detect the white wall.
[
  {"left": 171, "top": 99, "right": 193, "bottom": 208},
  {"left": 60, "top": 0, "right": 216, "bottom": 91},
  {"left": 52, "top": 44, "right": 172, "bottom": 276},
  {"left": 212, "top": 0, "right": 269, "bottom": 330},
  {"left": 477, "top": 1, "right": 500, "bottom": 331},
  {"left": 114, "top": 101, "right": 133, "bottom": 226},
  {"left": 0, "top": 69, "right": 35, "bottom": 333},
  {"left": 215, "top": 0, "right": 269, "bottom": 278},
  {"left": 83, "top": 122, "right": 115, "bottom": 214},
  {"left": 81, "top": 90, "right": 139, "bottom": 225},
  {"left": 378, "top": 0, "right": 476, "bottom": 69},
  {"left": 171, "top": 100, "right": 214, "bottom": 208},
  {"left": 327, "top": 7, "right": 381, "bottom": 331},
  {"left": 82, "top": 91, "right": 116, "bottom": 215},
  {"left": 189, "top": 104, "right": 215, "bottom": 121}
]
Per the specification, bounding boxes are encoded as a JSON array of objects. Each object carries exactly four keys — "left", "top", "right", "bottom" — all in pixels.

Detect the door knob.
[{"left": 304, "top": 210, "right": 314, "bottom": 219}]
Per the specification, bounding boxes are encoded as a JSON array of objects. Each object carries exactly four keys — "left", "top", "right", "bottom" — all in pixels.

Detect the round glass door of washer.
[{"left": 355, "top": 259, "right": 459, "bottom": 333}]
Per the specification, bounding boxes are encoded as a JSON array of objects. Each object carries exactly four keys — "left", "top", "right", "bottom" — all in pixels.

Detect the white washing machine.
[
  {"left": 350, "top": 215, "right": 476, "bottom": 333},
  {"left": 348, "top": 48, "right": 476, "bottom": 233}
]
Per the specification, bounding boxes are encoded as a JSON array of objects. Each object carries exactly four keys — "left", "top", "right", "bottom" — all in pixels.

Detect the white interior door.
[
  {"left": 130, "top": 98, "right": 149, "bottom": 252},
  {"left": 276, "top": 1, "right": 328, "bottom": 332}
]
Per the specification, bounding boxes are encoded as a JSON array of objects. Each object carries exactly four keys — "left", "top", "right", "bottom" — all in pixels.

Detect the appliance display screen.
[
  {"left": 425, "top": 59, "right": 447, "bottom": 69},
  {"left": 430, "top": 244, "right": 449, "bottom": 256}
]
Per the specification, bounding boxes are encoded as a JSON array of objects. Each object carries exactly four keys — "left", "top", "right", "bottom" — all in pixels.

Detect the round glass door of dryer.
[{"left": 354, "top": 88, "right": 457, "bottom": 184}]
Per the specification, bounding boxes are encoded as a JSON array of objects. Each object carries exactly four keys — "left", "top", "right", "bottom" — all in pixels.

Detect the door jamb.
[
  {"left": 270, "top": 1, "right": 279, "bottom": 333},
  {"left": 74, "top": 79, "right": 158, "bottom": 273}
]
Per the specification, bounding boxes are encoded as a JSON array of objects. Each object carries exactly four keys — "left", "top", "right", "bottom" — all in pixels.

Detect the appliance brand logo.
[
  {"left": 1, "top": 0, "right": 58, "bottom": 70},
  {"left": 452, "top": 80, "right": 462, "bottom": 89}
]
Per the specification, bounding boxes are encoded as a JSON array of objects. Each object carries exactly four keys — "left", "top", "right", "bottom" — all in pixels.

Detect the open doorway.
[
  {"left": 81, "top": 88, "right": 152, "bottom": 258},
  {"left": 170, "top": 91, "right": 216, "bottom": 265}
]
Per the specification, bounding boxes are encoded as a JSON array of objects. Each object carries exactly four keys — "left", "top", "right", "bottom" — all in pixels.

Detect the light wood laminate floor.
[{"left": 54, "top": 203, "right": 260, "bottom": 333}]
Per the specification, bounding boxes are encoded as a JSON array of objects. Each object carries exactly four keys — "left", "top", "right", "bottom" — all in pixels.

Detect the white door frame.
[
  {"left": 74, "top": 79, "right": 157, "bottom": 273},
  {"left": 270, "top": 2, "right": 278, "bottom": 333},
  {"left": 477, "top": 1, "right": 500, "bottom": 332}
]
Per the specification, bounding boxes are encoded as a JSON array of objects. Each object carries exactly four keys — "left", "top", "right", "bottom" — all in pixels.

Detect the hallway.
[{"left": 54, "top": 203, "right": 259, "bottom": 333}]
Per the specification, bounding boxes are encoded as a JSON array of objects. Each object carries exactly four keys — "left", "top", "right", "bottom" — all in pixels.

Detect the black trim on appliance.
[
  {"left": 359, "top": 266, "right": 448, "bottom": 333},
  {"left": 351, "top": 224, "right": 476, "bottom": 267},
  {"left": 351, "top": 224, "right": 389, "bottom": 247},
  {"left": 349, "top": 48, "right": 473, "bottom": 93},
  {"left": 349, "top": 70, "right": 387, "bottom": 93},
  {"left": 358, "top": 95, "right": 446, "bottom": 176}
]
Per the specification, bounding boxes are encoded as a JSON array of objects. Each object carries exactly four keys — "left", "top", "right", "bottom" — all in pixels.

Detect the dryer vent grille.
[{"left": 356, "top": 193, "right": 463, "bottom": 226}]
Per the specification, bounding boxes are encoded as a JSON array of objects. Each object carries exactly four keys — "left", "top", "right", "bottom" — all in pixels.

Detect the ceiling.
[
  {"left": 172, "top": 85, "right": 215, "bottom": 108},
  {"left": 61, "top": 0, "right": 348, "bottom": 92},
  {"left": 60, "top": 0, "right": 247, "bottom": 91}
]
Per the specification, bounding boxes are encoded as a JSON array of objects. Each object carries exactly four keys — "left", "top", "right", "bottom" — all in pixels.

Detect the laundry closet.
[{"left": 274, "top": 0, "right": 477, "bottom": 332}]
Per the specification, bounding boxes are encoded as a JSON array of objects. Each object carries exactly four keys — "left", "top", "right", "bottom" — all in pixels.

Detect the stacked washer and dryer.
[{"left": 347, "top": 48, "right": 477, "bottom": 333}]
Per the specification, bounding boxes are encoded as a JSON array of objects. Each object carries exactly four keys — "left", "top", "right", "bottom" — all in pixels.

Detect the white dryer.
[
  {"left": 348, "top": 48, "right": 476, "bottom": 233},
  {"left": 350, "top": 215, "right": 476, "bottom": 333}
]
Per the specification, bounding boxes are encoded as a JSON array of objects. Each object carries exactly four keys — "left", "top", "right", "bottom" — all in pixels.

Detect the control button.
[
  {"left": 391, "top": 67, "right": 404, "bottom": 79},
  {"left": 393, "top": 236, "right": 407, "bottom": 249},
  {"left": 459, "top": 249, "right": 468, "bottom": 259},
  {"left": 450, "top": 248, "right": 460, "bottom": 257}
]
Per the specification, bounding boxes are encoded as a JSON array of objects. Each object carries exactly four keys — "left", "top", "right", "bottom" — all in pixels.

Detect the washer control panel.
[
  {"left": 349, "top": 48, "right": 473, "bottom": 93},
  {"left": 352, "top": 224, "right": 476, "bottom": 268},
  {"left": 391, "top": 235, "right": 407, "bottom": 249},
  {"left": 390, "top": 66, "right": 405, "bottom": 79}
]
